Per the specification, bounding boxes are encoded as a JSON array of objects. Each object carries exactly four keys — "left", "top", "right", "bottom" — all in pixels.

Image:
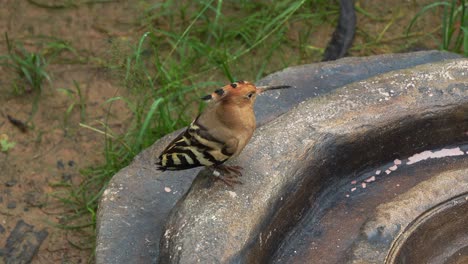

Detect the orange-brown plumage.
[{"left": 156, "top": 81, "right": 291, "bottom": 186}]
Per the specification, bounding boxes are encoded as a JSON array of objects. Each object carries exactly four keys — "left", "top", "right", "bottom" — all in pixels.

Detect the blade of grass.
[
  {"left": 158, "top": 0, "right": 215, "bottom": 75},
  {"left": 462, "top": 26, "right": 468, "bottom": 56},
  {"left": 407, "top": 2, "right": 450, "bottom": 36},
  {"left": 136, "top": 98, "right": 164, "bottom": 149}
]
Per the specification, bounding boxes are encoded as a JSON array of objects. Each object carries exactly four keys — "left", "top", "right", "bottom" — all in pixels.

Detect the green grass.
[{"left": 407, "top": 0, "right": 467, "bottom": 56}]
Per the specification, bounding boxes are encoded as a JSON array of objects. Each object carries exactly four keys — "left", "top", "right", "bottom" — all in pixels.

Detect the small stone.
[
  {"left": 4, "top": 220, "right": 48, "bottom": 261},
  {"left": 7, "top": 201, "right": 16, "bottom": 209},
  {"left": 164, "top": 187, "right": 171, "bottom": 193},
  {"left": 56, "top": 160, "right": 65, "bottom": 170},
  {"left": 389, "top": 165, "right": 398, "bottom": 171},
  {"left": 361, "top": 183, "right": 367, "bottom": 188},
  {"left": 385, "top": 170, "right": 391, "bottom": 175},
  {"left": 351, "top": 187, "right": 357, "bottom": 192},
  {"left": 375, "top": 170, "right": 381, "bottom": 175},
  {"left": 62, "top": 173, "right": 72, "bottom": 182},
  {"left": 5, "top": 180, "right": 17, "bottom": 187},
  {"left": 351, "top": 180, "right": 357, "bottom": 184},
  {"left": 394, "top": 159, "right": 402, "bottom": 165},
  {"left": 365, "top": 176, "right": 376, "bottom": 183},
  {"left": 25, "top": 192, "right": 44, "bottom": 207}
]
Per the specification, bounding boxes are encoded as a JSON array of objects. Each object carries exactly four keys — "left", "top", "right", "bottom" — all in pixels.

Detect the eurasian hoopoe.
[{"left": 156, "top": 81, "right": 291, "bottom": 186}]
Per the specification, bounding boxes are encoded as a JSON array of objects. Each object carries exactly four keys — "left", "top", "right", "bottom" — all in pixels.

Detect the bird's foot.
[{"left": 211, "top": 165, "right": 243, "bottom": 187}]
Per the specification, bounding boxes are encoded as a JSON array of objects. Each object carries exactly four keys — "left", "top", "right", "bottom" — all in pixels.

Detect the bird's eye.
[{"left": 247, "top": 92, "right": 255, "bottom": 99}]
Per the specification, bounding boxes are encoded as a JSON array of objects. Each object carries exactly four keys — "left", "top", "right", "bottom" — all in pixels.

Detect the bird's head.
[{"left": 201, "top": 81, "right": 292, "bottom": 107}]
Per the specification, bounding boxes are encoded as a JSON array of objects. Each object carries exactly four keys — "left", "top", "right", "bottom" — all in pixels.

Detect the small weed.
[
  {"left": 0, "top": 134, "right": 16, "bottom": 152},
  {"left": 0, "top": 33, "right": 51, "bottom": 94},
  {"left": 57, "top": 80, "right": 87, "bottom": 128},
  {"left": 0, "top": 33, "right": 52, "bottom": 123},
  {"left": 43, "top": 38, "right": 81, "bottom": 63}
]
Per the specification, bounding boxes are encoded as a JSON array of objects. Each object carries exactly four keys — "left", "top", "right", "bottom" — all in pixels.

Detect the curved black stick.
[{"left": 322, "top": 0, "right": 356, "bottom": 61}]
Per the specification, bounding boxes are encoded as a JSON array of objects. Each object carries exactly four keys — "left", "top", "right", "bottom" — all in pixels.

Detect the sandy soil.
[{"left": 0, "top": 1, "right": 138, "bottom": 262}]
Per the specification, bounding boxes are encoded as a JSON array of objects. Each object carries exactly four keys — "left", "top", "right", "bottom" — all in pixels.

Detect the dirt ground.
[
  {"left": 0, "top": 1, "right": 138, "bottom": 262},
  {"left": 0, "top": 0, "right": 442, "bottom": 263}
]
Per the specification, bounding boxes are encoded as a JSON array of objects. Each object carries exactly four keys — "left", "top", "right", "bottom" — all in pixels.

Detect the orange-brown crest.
[
  {"left": 202, "top": 81, "right": 256, "bottom": 102},
  {"left": 201, "top": 81, "right": 292, "bottom": 102}
]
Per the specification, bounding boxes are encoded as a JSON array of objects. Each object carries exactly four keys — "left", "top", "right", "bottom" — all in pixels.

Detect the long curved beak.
[{"left": 256, "top": 85, "right": 293, "bottom": 94}]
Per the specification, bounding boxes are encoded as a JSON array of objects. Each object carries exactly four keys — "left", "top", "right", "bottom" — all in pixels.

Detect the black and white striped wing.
[{"left": 156, "top": 119, "right": 234, "bottom": 170}]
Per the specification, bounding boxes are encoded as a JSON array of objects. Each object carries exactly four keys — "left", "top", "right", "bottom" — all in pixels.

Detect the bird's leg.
[
  {"left": 220, "top": 165, "right": 243, "bottom": 177},
  {"left": 210, "top": 164, "right": 244, "bottom": 187}
]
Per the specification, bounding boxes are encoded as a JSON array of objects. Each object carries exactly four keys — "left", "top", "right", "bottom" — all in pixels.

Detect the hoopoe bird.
[{"left": 156, "top": 81, "right": 291, "bottom": 186}]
